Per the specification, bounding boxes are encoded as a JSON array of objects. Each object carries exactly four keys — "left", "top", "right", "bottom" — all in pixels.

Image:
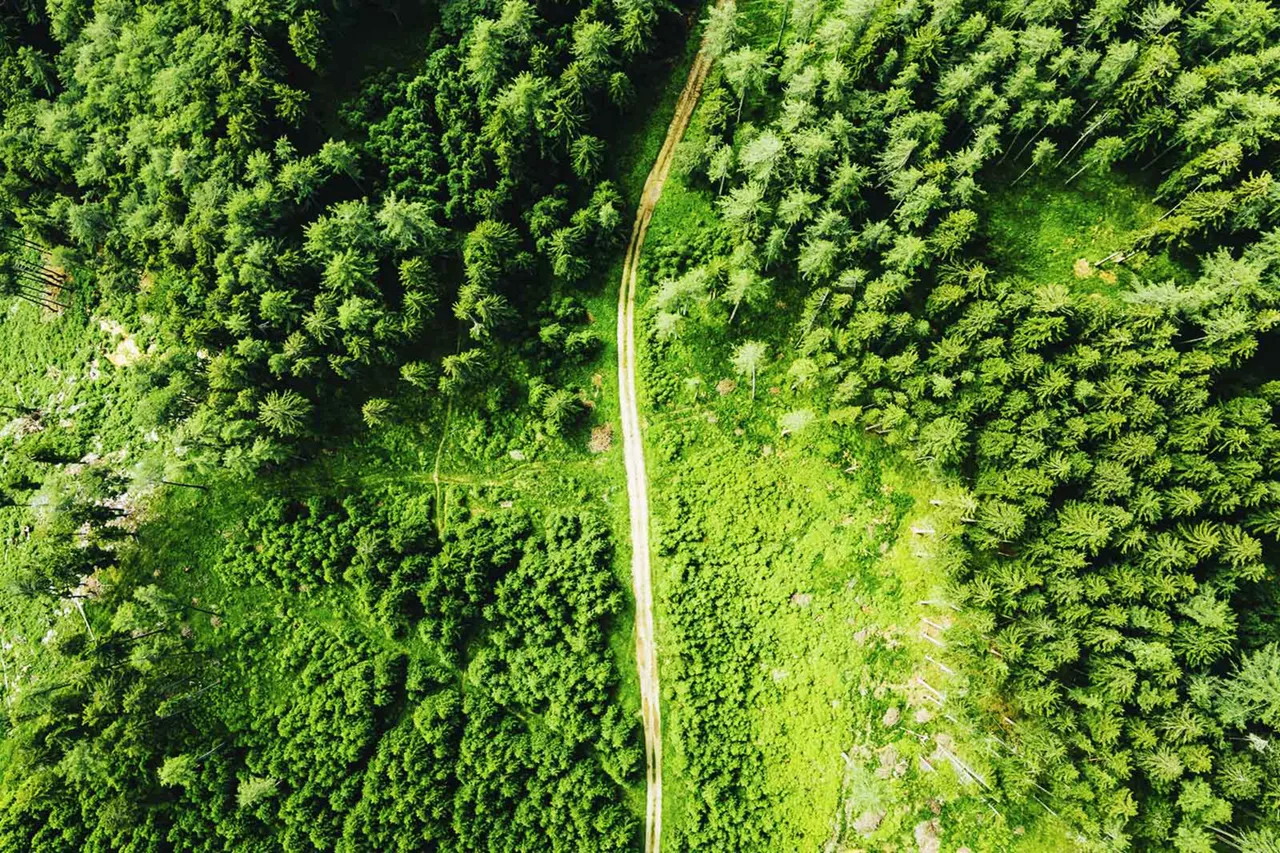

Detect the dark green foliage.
[
  {"left": 221, "top": 491, "right": 435, "bottom": 630},
  {"left": 419, "top": 510, "right": 528, "bottom": 662},
  {"left": 0, "top": 0, "right": 672, "bottom": 468},
  {"left": 0, "top": 491, "right": 639, "bottom": 850}
]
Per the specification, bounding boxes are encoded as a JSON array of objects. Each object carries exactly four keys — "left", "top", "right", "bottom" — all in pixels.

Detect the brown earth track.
[{"left": 616, "top": 14, "right": 723, "bottom": 852}]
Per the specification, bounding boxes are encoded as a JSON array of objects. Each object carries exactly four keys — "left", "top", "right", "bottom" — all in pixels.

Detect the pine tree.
[{"left": 258, "top": 390, "right": 312, "bottom": 437}]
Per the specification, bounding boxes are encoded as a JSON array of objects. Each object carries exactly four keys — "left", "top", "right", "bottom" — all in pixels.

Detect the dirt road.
[{"left": 617, "top": 23, "right": 721, "bottom": 853}]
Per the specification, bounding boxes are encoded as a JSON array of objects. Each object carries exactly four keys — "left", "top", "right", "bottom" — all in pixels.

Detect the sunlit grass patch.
[{"left": 983, "top": 170, "right": 1194, "bottom": 297}]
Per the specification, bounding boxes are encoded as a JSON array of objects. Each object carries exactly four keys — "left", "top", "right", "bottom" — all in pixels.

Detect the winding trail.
[{"left": 618, "top": 23, "right": 721, "bottom": 853}]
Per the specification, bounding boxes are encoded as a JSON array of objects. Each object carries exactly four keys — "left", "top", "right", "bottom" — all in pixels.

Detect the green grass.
[{"left": 984, "top": 168, "right": 1196, "bottom": 297}]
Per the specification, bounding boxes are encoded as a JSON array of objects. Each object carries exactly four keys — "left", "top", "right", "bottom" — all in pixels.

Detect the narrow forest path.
[
  {"left": 433, "top": 396, "right": 453, "bottom": 538},
  {"left": 618, "top": 18, "right": 722, "bottom": 853}
]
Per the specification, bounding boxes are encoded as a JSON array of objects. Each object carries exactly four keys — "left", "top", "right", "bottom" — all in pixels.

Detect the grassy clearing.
[
  {"left": 0, "top": 299, "right": 139, "bottom": 647},
  {"left": 983, "top": 169, "right": 1195, "bottom": 297},
  {"left": 647, "top": 416, "right": 907, "bottom": 847},
  {"left": 0, "top": 299, "right": 140, "bottom": 446},
  {"left": 636, "top": 303, "right": 1076, "bottom": 848}
]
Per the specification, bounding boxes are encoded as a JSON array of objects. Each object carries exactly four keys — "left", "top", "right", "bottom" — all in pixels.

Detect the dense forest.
[
  {"left": 0, "top": 0, "right": 670, "bottom": 846},
  {"left": 641, "top": 0, "right": 1280, "bottom": 847},
  {"left": 3, "top": 0, "right": 1280, "bottom": 849},
  {"left": 1, "top": 486, "right": 637, "bottom": 849},
  {"left": 1, "top": 0, "right": 666, "bottom": 456}
]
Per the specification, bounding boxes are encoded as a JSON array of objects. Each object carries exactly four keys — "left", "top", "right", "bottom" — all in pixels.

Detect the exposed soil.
[{"left": 615, "top": 12, "right": 724, "bottom": 850}]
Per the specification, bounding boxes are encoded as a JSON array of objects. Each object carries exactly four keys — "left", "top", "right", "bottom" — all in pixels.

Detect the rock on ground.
[
  {"left": 853, "top": 811, "right": 883, "bottom": 835},
  {"left": 914, "top": 818, "right": 942, "bottom": 853}
]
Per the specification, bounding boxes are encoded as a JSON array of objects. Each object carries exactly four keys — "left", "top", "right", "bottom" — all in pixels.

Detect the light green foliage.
[
  {"left": 1218, "top": 644, "right": 1280, "bottom": 730},
  {"left": 642, "top": 0, "right": 1280, "bottom": 844},
  {"left": 258, "top": 390, "right": 313, "bottom": 436},
  {"left": 158, "top": 755, "right": 199, "bottom": 790},
  {"left": 236, "top": 776, "right": 279, "bottom": 809},
  {"left": 730, "top": 339, "right": 768, "bottom": 398}
]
